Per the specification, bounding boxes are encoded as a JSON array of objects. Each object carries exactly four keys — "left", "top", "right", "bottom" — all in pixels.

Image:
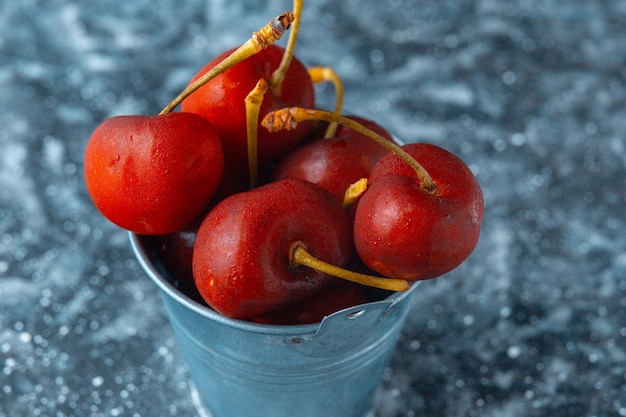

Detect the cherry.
[
  {"left": 84, "top": 112, "right": 224, "bottom": 235},
  {"left": 155, "top": 227, "right": 196, "bottom": 284},
  {"left": 141, "top": 227, "right": 206, "bottom": 305},
  {"left": 181, "top": 44, "right": 315, "bottom": 179},
  {"left": 262, "top": 107, "right": 483, "bottom": 281},
  {"left": 354, "top": 143, "right": 484, "bottom": 280},
  {"left": 192, "top": 178, "right": 354, "bottom": 320},
  {"left": 252, "top": 280, "right": 369, "bottom": 325},
  {"left": 263, "top": 108, "right": 429, "bottom": 189},
  {"left": 273, "top": 116, "right": 396, "bottom": 202},
  {"left": 149, "top": 213, "right": 204, "bottom": 293}
]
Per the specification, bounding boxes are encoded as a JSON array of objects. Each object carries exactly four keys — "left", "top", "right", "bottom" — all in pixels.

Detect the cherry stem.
[
  {"left": 308, "top": 66, "right": 345, "bottom": 138},
  {"left": 245, "top": 79, "right": 268, "bottom": 189},
  {"left": 290, "top": 242, "right": 410, "bottom": 292},
  {"left": 269, "top": 0, "right": 303, "bottom": 95},
  {"left": 159, "top": 12, "right": 295, "bottom": 115},
  {"left": 262, "top": 108, "right": 439, "bottom": 194}
]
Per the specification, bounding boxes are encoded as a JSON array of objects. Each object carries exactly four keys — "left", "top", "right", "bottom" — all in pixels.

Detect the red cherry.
[
  {"left": 181, "top": 44, "right": 315, "bottom": 172},
  {"left": 150, "top": 213, "right": 203, "bottom": 292},
  {"left": 354, "top": 143, "right": 484, "bottom": 280},
  {"left": 252, "top": 280, "right": 369, "bottom": 325},
  {"left": 192, "top": 178, "right": 353, "bottom": 320},
  {"left": 83, "top": 112, "right": 224, "bottom": 235},
  {"left": 155, "top": 227, "right": 196, "bottom": 284},
  {"left": 273, "top": 116, "right": 396, "bottom": 202}
]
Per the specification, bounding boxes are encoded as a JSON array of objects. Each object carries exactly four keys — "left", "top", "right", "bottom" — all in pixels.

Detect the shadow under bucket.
[{"left": 130, "top": 232, "right": 419, "bottom": 417}]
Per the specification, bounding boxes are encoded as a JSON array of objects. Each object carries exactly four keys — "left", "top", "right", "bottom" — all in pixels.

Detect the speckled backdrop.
[{"left": 1, "top": 1, "right": 625, "bottom": 416}]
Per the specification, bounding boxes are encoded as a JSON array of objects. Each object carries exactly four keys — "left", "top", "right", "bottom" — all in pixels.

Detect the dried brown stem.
[{"left": 269, "top": 0, "right": 303, "bottom": 94}]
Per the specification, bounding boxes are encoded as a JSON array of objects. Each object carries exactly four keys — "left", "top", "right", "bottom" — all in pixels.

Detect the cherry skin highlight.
[
  {"left": 192, "top": 178, "right": 353, "bottom": 320},
  {"left": 83, "top": 112, "right": 224, "bottom": 235},
  {"left": 353, "top": 143, "right": 484, "bottom": 281}
]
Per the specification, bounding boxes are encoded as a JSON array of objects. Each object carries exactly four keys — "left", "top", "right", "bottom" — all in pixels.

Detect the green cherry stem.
[
  {"left": 262, "top": 107, "right": 439, "bottom": 194},
  {"left": 159, "top": 11, "right": 295, "bottom": 115}
]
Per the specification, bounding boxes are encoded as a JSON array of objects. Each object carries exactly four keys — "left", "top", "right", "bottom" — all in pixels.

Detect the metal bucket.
[{"left": 130, "top": 232, "right": 419, "bottom": 417}]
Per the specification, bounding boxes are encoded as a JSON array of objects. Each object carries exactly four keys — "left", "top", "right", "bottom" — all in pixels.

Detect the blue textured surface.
[{"left": 1, "top": 1, "right": 625, "bottom": 416}]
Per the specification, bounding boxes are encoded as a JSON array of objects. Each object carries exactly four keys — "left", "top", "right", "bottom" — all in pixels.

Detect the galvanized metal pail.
[{"left": 130, "top": 232, "right": 419, "bottom": 417}]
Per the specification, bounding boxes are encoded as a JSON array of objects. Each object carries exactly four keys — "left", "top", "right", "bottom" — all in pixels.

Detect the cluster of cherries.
[{"left": 84, "top": 5, "right": 484, "bottom": 324}]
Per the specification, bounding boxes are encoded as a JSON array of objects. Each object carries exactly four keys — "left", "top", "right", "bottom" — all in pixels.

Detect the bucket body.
[{"left": 130, "top": 232, "right": 419, "bottom": 417}]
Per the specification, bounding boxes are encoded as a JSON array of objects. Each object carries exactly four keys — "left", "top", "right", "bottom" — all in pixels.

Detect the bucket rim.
[{"left": 129, "top": 231, "right": 419, "bottom": 335}]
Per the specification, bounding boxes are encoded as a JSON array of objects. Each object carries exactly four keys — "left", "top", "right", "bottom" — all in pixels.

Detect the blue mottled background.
[{"left": 1, "top": 1, "right": 625, "bottom": 416}]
